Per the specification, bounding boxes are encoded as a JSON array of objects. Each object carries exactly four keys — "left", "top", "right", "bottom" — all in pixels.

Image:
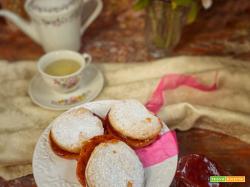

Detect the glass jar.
[{"left": 145, "top": 0, "right": 185, "bottom": 58}]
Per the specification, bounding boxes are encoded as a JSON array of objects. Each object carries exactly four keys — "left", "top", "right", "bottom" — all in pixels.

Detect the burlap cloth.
[{"left": 0, "top": 56, "right": 250, "bottom": 180}]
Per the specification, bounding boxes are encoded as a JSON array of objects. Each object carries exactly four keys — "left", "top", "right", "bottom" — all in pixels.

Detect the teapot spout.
[{"left": 0, "top": 10, "right": 41, "bottom": 44}]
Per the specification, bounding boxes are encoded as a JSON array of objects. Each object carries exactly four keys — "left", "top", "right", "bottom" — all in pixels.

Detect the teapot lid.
[{"left": 27, "top": 0, "right": 79, "bottom": 14}]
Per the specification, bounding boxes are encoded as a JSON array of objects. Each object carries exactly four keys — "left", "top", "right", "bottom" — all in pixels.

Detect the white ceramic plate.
[
  {"left": 33, "top": 100, "right": 178, "bottom": 187},
  {"left": 28, "top": 65, "right": 104, "bottom": 110}
]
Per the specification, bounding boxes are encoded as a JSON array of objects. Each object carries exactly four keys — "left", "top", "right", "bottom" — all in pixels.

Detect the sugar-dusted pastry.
[
  {"left": 77, "top": 135, "right": 144, "bottom": 187},
  {"left": 50, "top": 107, "right": 104, "bottom": 154},
  {"left": 107, "top": 99, "right": 162, "bottom": 148}
]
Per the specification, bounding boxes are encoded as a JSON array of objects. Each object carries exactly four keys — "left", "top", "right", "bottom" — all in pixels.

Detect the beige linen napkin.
[{"left": 0, "top": 56, "right": 250, "bottom": 180}]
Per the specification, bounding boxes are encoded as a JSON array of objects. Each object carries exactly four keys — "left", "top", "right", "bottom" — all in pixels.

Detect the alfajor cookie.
[
  {"left": 77, "top": 135, "right": 144, "bottom": 187},
  {"left": 107, "top": 99, "right": 162, "bottom": 148},
  {"left": 50, "top": 107, "right": 104, "bottom": 153}
]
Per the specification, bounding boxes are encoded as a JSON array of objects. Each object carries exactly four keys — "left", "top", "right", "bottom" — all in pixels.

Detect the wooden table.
[{"left": 0, "top": 0, "right": 250, "bottom": 186}]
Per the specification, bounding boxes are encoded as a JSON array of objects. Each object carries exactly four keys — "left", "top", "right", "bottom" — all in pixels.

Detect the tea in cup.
[{"left": 37, "top": 50, "right": 92, "bottom": 93}]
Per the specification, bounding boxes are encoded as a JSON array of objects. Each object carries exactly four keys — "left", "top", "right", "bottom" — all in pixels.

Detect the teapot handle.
[{"left": 80, "top": 0, "right": 103, "bottom": 35}]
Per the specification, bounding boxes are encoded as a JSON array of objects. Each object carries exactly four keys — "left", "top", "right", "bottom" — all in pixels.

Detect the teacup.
[{"left": 37, "top": 50, "right": 92, "bottom": 93}]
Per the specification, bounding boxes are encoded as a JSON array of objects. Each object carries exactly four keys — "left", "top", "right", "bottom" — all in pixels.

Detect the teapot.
[{"left": 0, "top": 0, "right": 103, "bottom": 52}]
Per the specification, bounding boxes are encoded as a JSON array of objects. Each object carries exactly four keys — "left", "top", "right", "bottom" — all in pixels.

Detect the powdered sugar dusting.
[
  {"left": 86, "top": 141, "right": 144, "bottom": 187},
  {"left": 109, "top": 100, "right": 161, "bottom": 140},
  {"left": 51, "top": 108, "right": 104, "bottom": 153}
]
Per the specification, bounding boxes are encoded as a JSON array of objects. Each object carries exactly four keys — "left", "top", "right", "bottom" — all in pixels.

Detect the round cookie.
[
  {"left": 85, "top": 140, "right": 144, "bottom": 187},
  {"left": 51, "top": 107, "right": 104, "bottom": 153},
  {"left": 108, "top": 100, "right": 162, "bottom": 140}
]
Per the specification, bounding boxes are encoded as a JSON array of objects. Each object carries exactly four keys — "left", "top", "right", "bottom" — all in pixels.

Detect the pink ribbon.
[
  {"left": 145, "top": 73, "right": 218, "bottom": 113},
  {"left": 137, "top": 73, "right": 218, "bottom": 167},
  {"left": 136, "top": 131, "right": 178, "bottom": 168}
]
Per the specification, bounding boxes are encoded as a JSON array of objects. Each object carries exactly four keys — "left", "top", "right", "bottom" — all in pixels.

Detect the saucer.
[{"left": 28, "top": 65, "right": 104, "bottom": 110}]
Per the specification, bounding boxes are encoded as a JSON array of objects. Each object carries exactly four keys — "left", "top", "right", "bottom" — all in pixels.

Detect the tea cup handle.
[
  {"left": 80, "top": 0, "right": 103, "bottom": 35},
  {"left": 82, "top": 53, "right": 92, "bottom": 66}
]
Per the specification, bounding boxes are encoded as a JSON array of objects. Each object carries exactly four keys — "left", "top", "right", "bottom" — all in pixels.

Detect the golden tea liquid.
[{"left": 44, "top": 59, "right": 81, "bottom": 76}]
